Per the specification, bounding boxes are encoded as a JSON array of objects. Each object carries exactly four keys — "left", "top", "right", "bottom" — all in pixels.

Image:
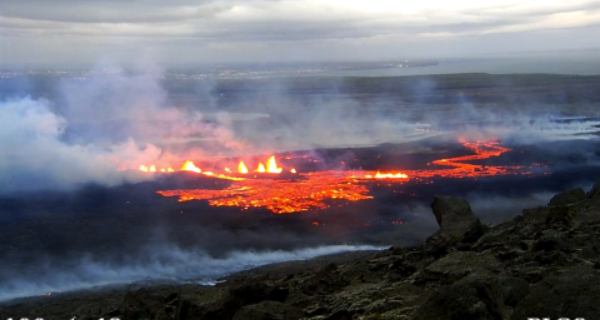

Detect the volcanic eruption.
[{"left": 143, "top": 140, "right": 538, "bottom": 214}]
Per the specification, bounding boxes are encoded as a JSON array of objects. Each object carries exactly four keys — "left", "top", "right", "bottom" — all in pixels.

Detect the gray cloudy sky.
[{"left": 1, "top": 0, "right": 599, "bottom": 66}]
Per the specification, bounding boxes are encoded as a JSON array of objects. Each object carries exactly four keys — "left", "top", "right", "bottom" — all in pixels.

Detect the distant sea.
[{"left": 317, "top": 50, "right": 600, "bottom": 77}]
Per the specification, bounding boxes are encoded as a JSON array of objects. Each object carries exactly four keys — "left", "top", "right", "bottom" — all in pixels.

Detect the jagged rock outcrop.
[
  {"left": 548, "top": 188, "right": 586, "bottom": 206},
  {"left": 232, "top": 301, "right": 304, "bottom": 320},
  {"left": 425, "top": 195, "right": 487, "bottom": 254},
  {"left": 194, "top": 282, "right": 289, "bottom": 319},
  {"left": 586, "top": 178, "right": 600, "bottom": 199},
  {"left": 119, "top": 288, "right": 180, "bottom": 320},
  {"left": 510, "top": 266, "right": 600, "bottom": 320}
]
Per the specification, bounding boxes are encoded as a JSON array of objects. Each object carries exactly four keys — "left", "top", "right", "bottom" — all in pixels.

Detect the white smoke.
[
  {"left": 2, "top": 67, "right": 598, "bottom": 193},
  {"left": 0, "top": 244, "right": 384, "bottom": 302},
  {"left": 0, "top": 97, "right": 166, "bottom": 192},
  {"left": 0, "top": 68, "right": 245, "bottom": 193}
]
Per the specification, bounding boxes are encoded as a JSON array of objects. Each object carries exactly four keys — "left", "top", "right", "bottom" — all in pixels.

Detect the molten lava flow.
[
  {"left": 155, "top": 140, "right": 534, "bottom": 213},
  {"left": 416, "top": 140, "right": 523, "bottom": 178},
  {"left": 150, "top": 165, "right": 156, "bottom": 172},
  {"left": 267, "top": 156, "right": 283, "bottom": 173},
  {"left": 182, "top": 161, "right": 201, "bottom": 173},
  {"left": 365, "top": 171, "right": 409, "bottom": 179},
  {"left": 239, "top": 161, "right": 248, "bottom": 174},
  {"left": 158, "top": 171, "right": 373, "bottom": 214},
  {"left": 139, "top": 165, "right": 149, "bottom": 172}
]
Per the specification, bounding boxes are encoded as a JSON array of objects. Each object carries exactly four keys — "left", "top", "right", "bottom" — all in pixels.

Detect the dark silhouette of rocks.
[
  {"left": 548, "top": 188, "right": 586, "bottom": 206},
  {"left": 4, "top": 181, "right": 600, "bottom": 319}
]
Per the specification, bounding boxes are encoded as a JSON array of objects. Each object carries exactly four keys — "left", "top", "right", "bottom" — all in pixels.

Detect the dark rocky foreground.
[{"left": 5, "top": 181, "right": 600, "bottom": 320}]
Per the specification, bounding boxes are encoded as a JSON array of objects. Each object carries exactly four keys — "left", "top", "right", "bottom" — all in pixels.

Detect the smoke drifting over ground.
[{"left": 0, "top": 244, "right": 382, "bottom": 302}]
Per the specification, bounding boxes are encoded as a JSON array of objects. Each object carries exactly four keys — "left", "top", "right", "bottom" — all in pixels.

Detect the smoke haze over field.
[{"left": 1, "top": 69, "right": 600, "bottom": 192}]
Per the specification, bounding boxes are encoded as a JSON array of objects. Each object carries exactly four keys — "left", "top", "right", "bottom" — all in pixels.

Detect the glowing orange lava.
[
  {"left": 413, "top": 141, "right": 523, "bottom": 178},
  {"left": 365, "top": 171, "right": 409, "bottom": 179},
  {"left": 157, "top": 171, "right": 373, "bottom": 214},
  {"left": 239, "top": 161, "right": 249, "bottom": 174},
  {"left": 256, "top": 163, "right": 266, "bottom": 173},
  {"left": 153, "top": 140, "right": 532, "bottom": 213},
  {"left": 267, "top": 156, "right": 283, "bottom": 173},
  {"left": 182, "top": 161, "right": 201, "bottom": 173}
]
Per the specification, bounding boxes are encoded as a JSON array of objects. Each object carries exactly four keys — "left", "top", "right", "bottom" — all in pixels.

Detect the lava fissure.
[{"left": 147, "top": 140, "right": 535, "bottom": 213}]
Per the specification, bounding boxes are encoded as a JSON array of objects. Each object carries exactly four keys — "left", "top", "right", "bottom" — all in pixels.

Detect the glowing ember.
[
  {"left": 239, "top": 161, "right": 249, "bottom": 174},
  {"left": 291, "top": 168, "right": 297, "bottom": 174},
  {"left": 182, "top": 161, "right": 201, "bottom": 173},
  {"left": 256, "top": 163, "right": 266, "bottom": 173}
]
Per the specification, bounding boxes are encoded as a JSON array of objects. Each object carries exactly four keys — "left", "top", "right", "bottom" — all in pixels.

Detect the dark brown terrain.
[{"left": 4, "top": 178, "right": 600, "bottom": 319}]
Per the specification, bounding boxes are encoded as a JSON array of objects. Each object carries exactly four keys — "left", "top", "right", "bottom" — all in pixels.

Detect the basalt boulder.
[
  {"left": 426, "top": 195, "right": 487, "bottom": 249},
  {"left": 194, "top": 282, "right": 289, "bottom": 319}
]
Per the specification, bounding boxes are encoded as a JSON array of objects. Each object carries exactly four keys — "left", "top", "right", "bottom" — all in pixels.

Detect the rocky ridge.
[{"left": 4, "top": 180, "right": 600, "bottom": 319}]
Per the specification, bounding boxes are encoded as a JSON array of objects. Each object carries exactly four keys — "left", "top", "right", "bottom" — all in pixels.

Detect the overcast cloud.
[{"left": 0, "top": 0, "right": 599, "bottom": 65}]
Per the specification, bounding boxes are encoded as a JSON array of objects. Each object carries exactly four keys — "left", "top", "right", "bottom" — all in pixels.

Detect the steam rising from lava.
[
  {"left": 0, "top": 69, "right": 243, "bottom": 193},
  {"left": 1, "top": 65, "right": 599, "bottom": 193}
]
